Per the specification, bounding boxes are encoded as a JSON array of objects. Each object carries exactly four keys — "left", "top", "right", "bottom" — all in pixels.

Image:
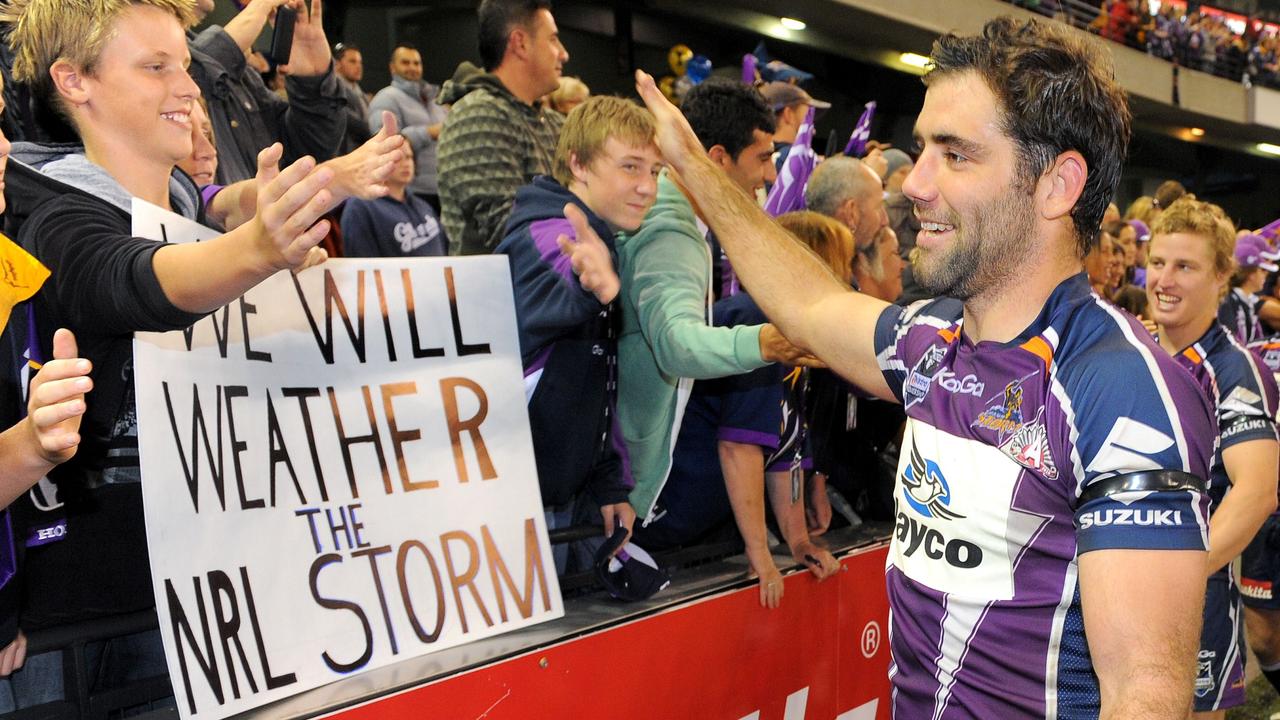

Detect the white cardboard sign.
[{"left": 131, "top": 200, "right": 561, "bottom": 719}]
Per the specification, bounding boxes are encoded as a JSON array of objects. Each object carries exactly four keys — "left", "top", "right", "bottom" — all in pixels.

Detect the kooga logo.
[{"left": 1078, "top": 508, "right": 1183, "bottom": 529}]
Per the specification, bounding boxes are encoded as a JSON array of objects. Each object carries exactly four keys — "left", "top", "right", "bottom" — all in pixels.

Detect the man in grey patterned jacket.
[{"left": 437, "top": 0, "right": 567, "bottom": 256}]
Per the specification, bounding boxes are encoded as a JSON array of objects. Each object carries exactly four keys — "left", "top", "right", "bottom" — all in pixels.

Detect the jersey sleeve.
[
  {"left": 873, "top": 297, "right": 964, "bottom": 403},
  {"left": 1215, "top": 346, "right": 1280, "bottom": 450},
  {"left": 1057, "top": 325, "right": 1215, "bottom": 554}
]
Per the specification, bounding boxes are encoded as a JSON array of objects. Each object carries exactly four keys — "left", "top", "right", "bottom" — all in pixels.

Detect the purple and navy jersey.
[
  {"left": 1177, "top": 322, "right": 1280, "bottom": 513},
  {"left": 873, "top": 273, "right": 1214, "bottom": 719},
  {"left": 1218, "top": 288, "right": 1265, "bottom": 345}
]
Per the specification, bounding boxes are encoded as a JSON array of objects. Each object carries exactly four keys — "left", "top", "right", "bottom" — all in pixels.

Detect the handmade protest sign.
[{"left": 131, "top": 201, "right": 561, "bottom": 719}]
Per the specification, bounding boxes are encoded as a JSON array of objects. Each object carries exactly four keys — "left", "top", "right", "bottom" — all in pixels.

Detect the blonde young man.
[
  {"left": 0, "top": 0, "right": 390, "bottom": 705},
  {"left": 1146, "top": 197, "right": 1280, "bottom": 718},
  {"left": 494, "top": 96, "right": 663, "bottom": 571}
]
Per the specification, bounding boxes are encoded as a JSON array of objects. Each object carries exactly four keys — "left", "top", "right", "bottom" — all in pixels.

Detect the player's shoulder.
[{"left": 1053, "top": 295, "right": 1210, "bottom": 423}]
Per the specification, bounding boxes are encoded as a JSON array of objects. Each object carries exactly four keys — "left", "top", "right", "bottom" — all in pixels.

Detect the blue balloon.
[{"left": 685, "top": 54, "right": 713, "bottom": 84}]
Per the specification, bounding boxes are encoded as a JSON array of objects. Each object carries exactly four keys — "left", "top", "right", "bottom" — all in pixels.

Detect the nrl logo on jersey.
[
  {"left": 1195, "top": 650, "right": 1216, "bottom": 697},
  {"left": 999, "top": 410, "right": 1059, "bottom": 479},
  {"left": 901, "top": 444, "right": 965, "bottom": 521},
  {"left": 904, "top": 345, "right": 946, "bottom": 408}
]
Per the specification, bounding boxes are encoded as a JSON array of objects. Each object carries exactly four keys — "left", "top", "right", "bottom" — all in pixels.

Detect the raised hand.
[
  {"left": 283, "top": 0, "right": 331, "bottom": 77},
  {"left": 557, "top": 203, "right": 621, "bottom": 304},
  {"left": 323, "top": 111, "right": 409, "bottom": 201},
  {"left": 634, "top": 70, "right": 706, "bottom": 174}
]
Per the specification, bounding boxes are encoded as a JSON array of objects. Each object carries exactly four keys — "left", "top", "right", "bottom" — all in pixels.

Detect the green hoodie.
[{"left": 617, "top": 174, "right": 769, "bottom": 521}]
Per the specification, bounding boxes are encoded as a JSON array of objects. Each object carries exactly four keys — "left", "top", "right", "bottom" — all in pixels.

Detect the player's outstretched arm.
[
  {"left": 634, "top": 70, "right": 894, "bottom": 401},
  {"left": 154, "top": 143, "right": 334, "bottom": 313},
  {"left": 1080, "top": 547, "right": 1205, "bottom": 719}
]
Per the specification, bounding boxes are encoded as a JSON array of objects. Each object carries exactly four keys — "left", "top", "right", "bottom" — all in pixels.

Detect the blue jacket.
[{"left": 496, "top": 176, "right": 632, "bottom": 508}]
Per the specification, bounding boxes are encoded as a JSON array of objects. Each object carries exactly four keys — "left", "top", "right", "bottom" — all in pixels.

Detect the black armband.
[{"left": 1079, "top": 469, "right": 1205, "bottom": 505}]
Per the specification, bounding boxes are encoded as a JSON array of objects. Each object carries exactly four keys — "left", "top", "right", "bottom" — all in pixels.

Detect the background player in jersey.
[
  {"left": 1145, "top": 196, "right": 1280, "bottom": 718},
  {"left": 631, "top": 16, "right": 1216, "bottom": 719},
  {"left": 1238, "top": 334, "right": 1280, "bottom": 701}
]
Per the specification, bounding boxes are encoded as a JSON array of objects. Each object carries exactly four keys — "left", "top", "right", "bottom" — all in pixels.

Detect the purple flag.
[
  {"left": 764, "top": 105, "right": 817, "bottom": 217},
  {"left": 1258, "top": 217, "right": 1280, "bottom": 240},
  {"left": 844, "top": 101, "right": 877, "bottom": 157},
  {"left": 742, "top": 53, "right": 757, "bottom": 85}
]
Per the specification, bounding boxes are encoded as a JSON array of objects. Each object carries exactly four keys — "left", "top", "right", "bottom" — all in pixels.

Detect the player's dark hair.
[
  {"left": 478, "top": 0, "right": 551, "bottom": 72},
  {"left": 681, "top": 78, "right": 776, "bottom": 161},
  {"left": 926, "top": 16, "right": 1131, "bottom": 257}
]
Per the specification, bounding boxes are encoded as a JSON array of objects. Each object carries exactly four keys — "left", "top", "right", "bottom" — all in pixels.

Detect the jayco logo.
[{"left": 901, "top": 445, "right": 964, "bottom": 521}]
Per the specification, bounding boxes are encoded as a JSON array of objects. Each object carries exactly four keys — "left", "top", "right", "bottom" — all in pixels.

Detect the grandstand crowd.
[
  {"left": 1014, "top": 0, "right": 1280, "bottom": 88},
  {"left": 0, "top": 0, "right": 1277, "bottom": 717}
]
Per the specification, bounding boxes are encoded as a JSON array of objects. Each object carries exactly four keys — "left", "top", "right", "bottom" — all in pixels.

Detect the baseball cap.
[
  {"left": 1235, "top": 233, "right": 1279, "bottom": 272},
  {"left": 760, "top": 81, "right": 831, "bottom": 112},
  {"left": 594, "top": 526, "right": 670, "bottom": 602},
  {"left": 881, "top": 148, "right": 913, "bottom": 180},
  {"left": 1127, "top": 219, "right": 1151, "bottom": 243}
]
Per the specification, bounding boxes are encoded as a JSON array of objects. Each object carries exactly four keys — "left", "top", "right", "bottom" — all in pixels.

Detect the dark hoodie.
[
  {"left": 437, "top": 62, "right": 564, "bottom": 256},
  {"left": 495, "top": 176, "right": 631, "bottom": 509},
  {"left": 3, "top": 143, "right": 205, "bottom": 630}
]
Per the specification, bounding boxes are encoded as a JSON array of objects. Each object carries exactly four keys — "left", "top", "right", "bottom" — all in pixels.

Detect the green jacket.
[{"left": 617, "top": 174, "right": 769, "bottom": 520}]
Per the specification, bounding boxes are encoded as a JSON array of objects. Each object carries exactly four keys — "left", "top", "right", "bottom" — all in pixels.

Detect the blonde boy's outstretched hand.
[{"left": 251, "top": 143, "right": 335, "bottom": 273}]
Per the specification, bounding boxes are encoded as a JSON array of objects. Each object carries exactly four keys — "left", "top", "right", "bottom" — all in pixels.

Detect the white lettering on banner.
[
  {"left": 861, "top": 621, "right": 881, "bottom": 658},
  {"left": 737, "top": 687, "right": 810, "bottom": 720},
  {"left": 130, "top": 200, "right": 561, "bottom": 720},
  {"left": 835, "top": 700, "right": 881, "bottom": 720}
]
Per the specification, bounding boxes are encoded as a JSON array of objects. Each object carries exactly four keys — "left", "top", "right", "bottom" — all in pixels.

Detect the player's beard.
[{"left": 911, "top": 183, "right": 1037, "bottom": 302}]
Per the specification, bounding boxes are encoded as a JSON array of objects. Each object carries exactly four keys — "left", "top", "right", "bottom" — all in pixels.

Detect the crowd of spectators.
[
  {"left": 1011, "top": 0, "right": 1280, "bottom": 88},
  {"left": 0, "top": 0, "right": 1279, "bottom": 715}
]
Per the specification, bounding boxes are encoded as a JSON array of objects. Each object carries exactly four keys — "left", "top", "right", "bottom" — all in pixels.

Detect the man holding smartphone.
[{"left": 188, "top": 0, "right": 346, "bottom": 183}]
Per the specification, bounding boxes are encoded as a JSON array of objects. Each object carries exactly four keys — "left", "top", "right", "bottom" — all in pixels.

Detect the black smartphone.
[{"left": 269, "top": 5, "right": 297, "bottom": 66}]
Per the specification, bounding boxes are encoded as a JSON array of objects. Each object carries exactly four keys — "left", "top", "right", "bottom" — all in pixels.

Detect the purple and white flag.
[
  {"left": 764, "top": 105, "right": 817, "bottom": 217},
  {"left": 742, "top": 53, "right": 758, "bottom": 85},
  {"left": 844, "top": 100, "right": 877, "bottom": 157}
]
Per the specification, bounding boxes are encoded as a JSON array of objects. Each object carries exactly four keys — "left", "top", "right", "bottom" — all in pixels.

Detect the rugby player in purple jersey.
[
  {"left": 1146, "top": 197, "right": 1280, "bottom": 718},
  {"left": 629, "top": 16, "right": 1217, "bottom": 720}
]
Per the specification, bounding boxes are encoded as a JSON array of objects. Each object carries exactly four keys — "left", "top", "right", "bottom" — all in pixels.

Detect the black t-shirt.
[{"left": 13, "top": 189, "right": 204, "bottom": 630}]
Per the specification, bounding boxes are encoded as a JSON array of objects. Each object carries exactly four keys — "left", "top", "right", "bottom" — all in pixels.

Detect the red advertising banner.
[{"left": 325, "top": 542, "right": 892, "bottom": 720}]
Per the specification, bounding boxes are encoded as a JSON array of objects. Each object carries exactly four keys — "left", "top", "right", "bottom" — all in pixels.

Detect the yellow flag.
[{"left": 0, "top": 232, "right": 49, "bottom": 336}]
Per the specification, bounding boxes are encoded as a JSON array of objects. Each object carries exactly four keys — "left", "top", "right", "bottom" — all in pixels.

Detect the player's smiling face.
[
  {"left": 1146, "top": 231, "right": 1225, "bottom": 342},
  {"left": 901, "top": 71, "right": 1035, "bottom": 301}
]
